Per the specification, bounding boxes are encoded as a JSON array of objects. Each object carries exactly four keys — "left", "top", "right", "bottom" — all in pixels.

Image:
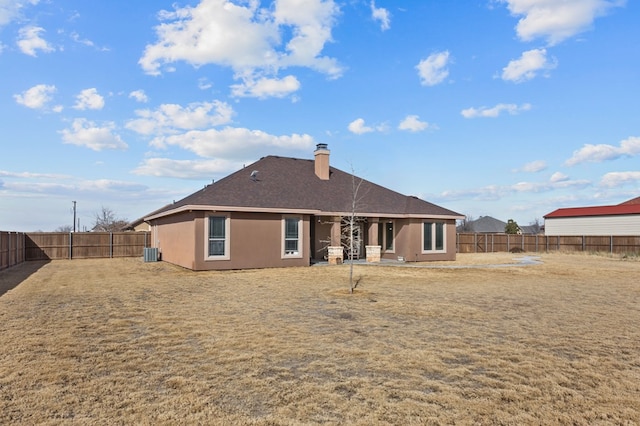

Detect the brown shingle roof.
[{"left": 150, "top": 155, "right": 462, "bottom": 219}]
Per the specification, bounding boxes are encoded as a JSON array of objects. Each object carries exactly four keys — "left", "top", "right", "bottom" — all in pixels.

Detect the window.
[
  {"left": 283, "top": 216, "right": 302, "bottom": 258},
  {"left": 423, "top": 221, "right": 445, "bottom": 252},
  {"left": 207, "top": 215, "right": 229, "bottom": 259}
]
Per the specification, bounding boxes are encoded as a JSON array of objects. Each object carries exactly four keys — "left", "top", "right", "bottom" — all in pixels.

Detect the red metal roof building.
[{"left": 544, "top": 197, "right": 640, "bottom": 236}]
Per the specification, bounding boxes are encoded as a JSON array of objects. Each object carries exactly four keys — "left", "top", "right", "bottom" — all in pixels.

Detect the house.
[
  {"left": 458, "top": 216, "right": 539, "bottom": 234},
  {"left": 544, "top": 197, "right": 640, "bottom": 236},
  {"left": 123, "top": 203, "right": 173, "bottom": 232},
  {"left": 145, "top": 144, "right": 464, "bottom": 271},
  {"left": 459, "top": 216, "right": 508, "bottom": 233}
]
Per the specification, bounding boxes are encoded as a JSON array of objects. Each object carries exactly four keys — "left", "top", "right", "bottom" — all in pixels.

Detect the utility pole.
[{"left": 72, "top": 201, "right": 77, "bottom": 232}]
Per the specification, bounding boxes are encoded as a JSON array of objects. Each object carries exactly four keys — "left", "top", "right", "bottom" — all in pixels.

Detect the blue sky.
[{"left": 1, "top": 0, "right": 639, "bottom": 232}]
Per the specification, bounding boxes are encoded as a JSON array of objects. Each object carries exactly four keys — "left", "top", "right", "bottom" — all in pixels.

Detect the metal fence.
[
  {"left": 1, "top": 231, "right": 150, "bottom": 270},
  {"left": 457, "top": 233, "right": 640, "bottom": 254}
]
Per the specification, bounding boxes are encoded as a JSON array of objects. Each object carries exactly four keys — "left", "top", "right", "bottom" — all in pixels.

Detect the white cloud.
[
  {"left": 439, "top": 173, "right": 590, "bottom": 202},
  {"left": 13, "top": 84, "right": 59, "bottom": 110},
  {"left": 416, "top": 51, "right": 450, "bottom": 86},
  {"left": 549, "top": 171, "right": 569, "bottom": 183},
  {"left": 600, "top": 171, "right": 640, "bottom": 187},
  {"left": 126, "top": 101, "right": 234, "bottom": 136},
  {"left": 499, "top": 0, "right": 625, "bottom": 45},
  {"left": 149, "top": 127, "right": 315, "bottom": 160},
  {"left": 198, "top": 78, "right": 213, "bottom": 90},
  {"left": 74, "top": 88, "right": 105, "bottom": 110},
  {"left": 501, "top": 48, "right": 557, "bottom": 83},
  {"left": 70, "top": 32, "right": 94, "bottom": 47},
  {"left": 461, "top": 103, "right": 531, "bottom": 118},
  {"left": 129, "top": 90, "right": 148, "bottom": 103},
  {"left": 516, "top": 160, "right": 547, "bottom": 173},
  {"left": 398, "top": 115, "right": 429, "bottom": 132},
  {"left": 60, "top": 118, "right": 128, "bottom": 151},
  {"left": 17, "top": 26, "right": 54, "bottom": 56},
  {"left": 565, "top": 136, "right": 640, "bottom": 166},
  {"left": 371, "top": 1, "right": 390, "bottom": 31},
  {"left": 348, "top": 118, "right": 373, "bottom": 135},
  {"left": 139, "top": 0, "right": 342, "bottom": 98},
  {"left": 133, "top": 157, "right": 244, "bottom": 179},
  {"left": 0, "top": 0, "right": 39, "bottom": 27},
  {"left": 230, "top": 75, "right": 300, "bottom": 99}
]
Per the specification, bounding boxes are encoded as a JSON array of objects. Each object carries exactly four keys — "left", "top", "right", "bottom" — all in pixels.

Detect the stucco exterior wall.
[
  {"left": 188, "top": 211, "right": 311, "bottom": 271},
  {"left": 152, "top": 212, "right": 197, "bottom": 269},
  {"left": 313, "top": 219, "right": 333, "bottom": 261},
  {"left": 380, "top": 219, "right": 457, "bottom": 262},
  {"left": 153, "top": 211, "right": 456, "bottom": 270}
]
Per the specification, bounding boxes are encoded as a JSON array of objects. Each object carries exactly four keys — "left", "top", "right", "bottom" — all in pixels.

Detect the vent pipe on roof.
[{"left": 314, "top": 143, "right": 330, "bottom": 180}]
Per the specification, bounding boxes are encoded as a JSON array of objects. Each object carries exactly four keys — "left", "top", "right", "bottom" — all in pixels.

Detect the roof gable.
[
  {"left": 151, "top": 155, "right": 462, "bottom": 219},
  {"left": 620, "top": 196, "right": 640, "bottom": 205}
]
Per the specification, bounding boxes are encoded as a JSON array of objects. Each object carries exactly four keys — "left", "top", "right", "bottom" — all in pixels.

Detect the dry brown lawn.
[{"left": 0, "top": 253, "right": 639, "bottom": 425}]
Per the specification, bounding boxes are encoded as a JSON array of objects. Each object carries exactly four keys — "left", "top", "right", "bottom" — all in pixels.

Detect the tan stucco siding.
[
  {"left": 313, "top": 218, "right": 333, "bottom": 261},
  {"left": 152, "top": 212, "right": 197, "bottom": 269},
  {"left": 190, "top": 212, "right": 311, "bottom": 271},
  {"left": 380, "top": 219, "right": 457, "bottom": 262}
]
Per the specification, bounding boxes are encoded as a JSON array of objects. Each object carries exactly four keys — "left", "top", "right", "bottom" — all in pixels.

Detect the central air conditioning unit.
[{"left": 143, "top": 247, "right": 159, "bottom": 262}]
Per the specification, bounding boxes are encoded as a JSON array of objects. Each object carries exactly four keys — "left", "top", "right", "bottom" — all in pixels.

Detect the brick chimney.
[{"left": 314, "top": 143, "right": 330, "bottom": 180}]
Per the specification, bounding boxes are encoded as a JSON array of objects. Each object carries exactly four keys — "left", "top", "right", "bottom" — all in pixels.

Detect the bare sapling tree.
[{"left": 345, "top": 169, "right": 366, "bottom": 294}]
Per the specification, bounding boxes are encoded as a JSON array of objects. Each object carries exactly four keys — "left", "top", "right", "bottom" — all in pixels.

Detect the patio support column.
[
  {"left": 366, "top": 218, "right": 381, "bottom": 262},
  {"left": 328, "top": 216, "right": 343, "bottom": 265}
]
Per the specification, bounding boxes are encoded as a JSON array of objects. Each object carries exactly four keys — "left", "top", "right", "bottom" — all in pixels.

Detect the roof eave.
[{"left": 147, "top": 205, "right": 465, "bottom": 221}]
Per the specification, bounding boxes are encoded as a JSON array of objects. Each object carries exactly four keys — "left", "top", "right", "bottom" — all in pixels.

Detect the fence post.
[
  {"left": 69, "top": 232, "right": 73, "bottom": 259},
  {"left": 610, "top": 235, "right": 613, "bottom": 254},
  {"left": 474, "top": 233, "right": 477, "bottom": 253},
  {"left": 582, "top": 236, "right": 585, "bottom": 252},
  {"left": 110, "top": 233, "right": 113, "bottom": 258},
  {"left": 507, "top": 234, "right": 510, "bottom": 252}
]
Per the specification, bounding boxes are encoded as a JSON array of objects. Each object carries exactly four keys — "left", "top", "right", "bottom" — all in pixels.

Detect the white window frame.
[
  {"left": 422, "top": 221, "right": 446, "bottom": 253},
  {"left": 282, "top": 215, "right": 303, "bottom": 259},
  {"left": 205, "top": 214, "right": 230, "bottom": 261}
]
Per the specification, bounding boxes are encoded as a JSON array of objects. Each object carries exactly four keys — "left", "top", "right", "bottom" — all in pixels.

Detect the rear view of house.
[{"left": 146, "top": 144, "right": 463, "bottom": 270}]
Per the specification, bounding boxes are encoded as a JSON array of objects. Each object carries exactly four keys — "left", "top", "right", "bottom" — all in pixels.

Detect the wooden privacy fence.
[
  {"left": 0, "top": 231, "right": 26, "bottom": 271},
  {"left": 1, "top": 232, "right": 151, "bottom": 270},
  {"left": 457, "top": 233, "right": 640, "bottom": 255}
]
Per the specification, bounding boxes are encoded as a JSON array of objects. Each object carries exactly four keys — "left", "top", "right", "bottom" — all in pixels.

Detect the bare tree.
[
  {"left": 55, "top": 225, "right": 73, "bottom": 232},
  {"left": 345, "top": 169, "right": 367, "bottom": 294},
  {"left": 93, "top": 206, "right": 129, "bottom": 232},
  {"left": 457, "top": 214, "right": 475, "bottom": 232},
  {"left": 529, "top": 218, "right": 542, "bottom": 234}
]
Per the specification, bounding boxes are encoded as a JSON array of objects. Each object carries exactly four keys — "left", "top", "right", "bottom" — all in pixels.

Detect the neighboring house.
[
  {"left": 145, "top": 144, "right": 464, "bottom": 271},
  {"left": 544, "top": 197, "right": 640, "bottom": 236},
  {"left": 123, "top": 204, "right": 173, "bottom": 232},
  {"left": 459, "top": 216, "right": 507, "bottom": 233},
  {"left": 123, "top": 217, "right": 151, "bottom": 232},
  {"left": 458, "top": 216, "right": 538, "bottom": 234}
]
